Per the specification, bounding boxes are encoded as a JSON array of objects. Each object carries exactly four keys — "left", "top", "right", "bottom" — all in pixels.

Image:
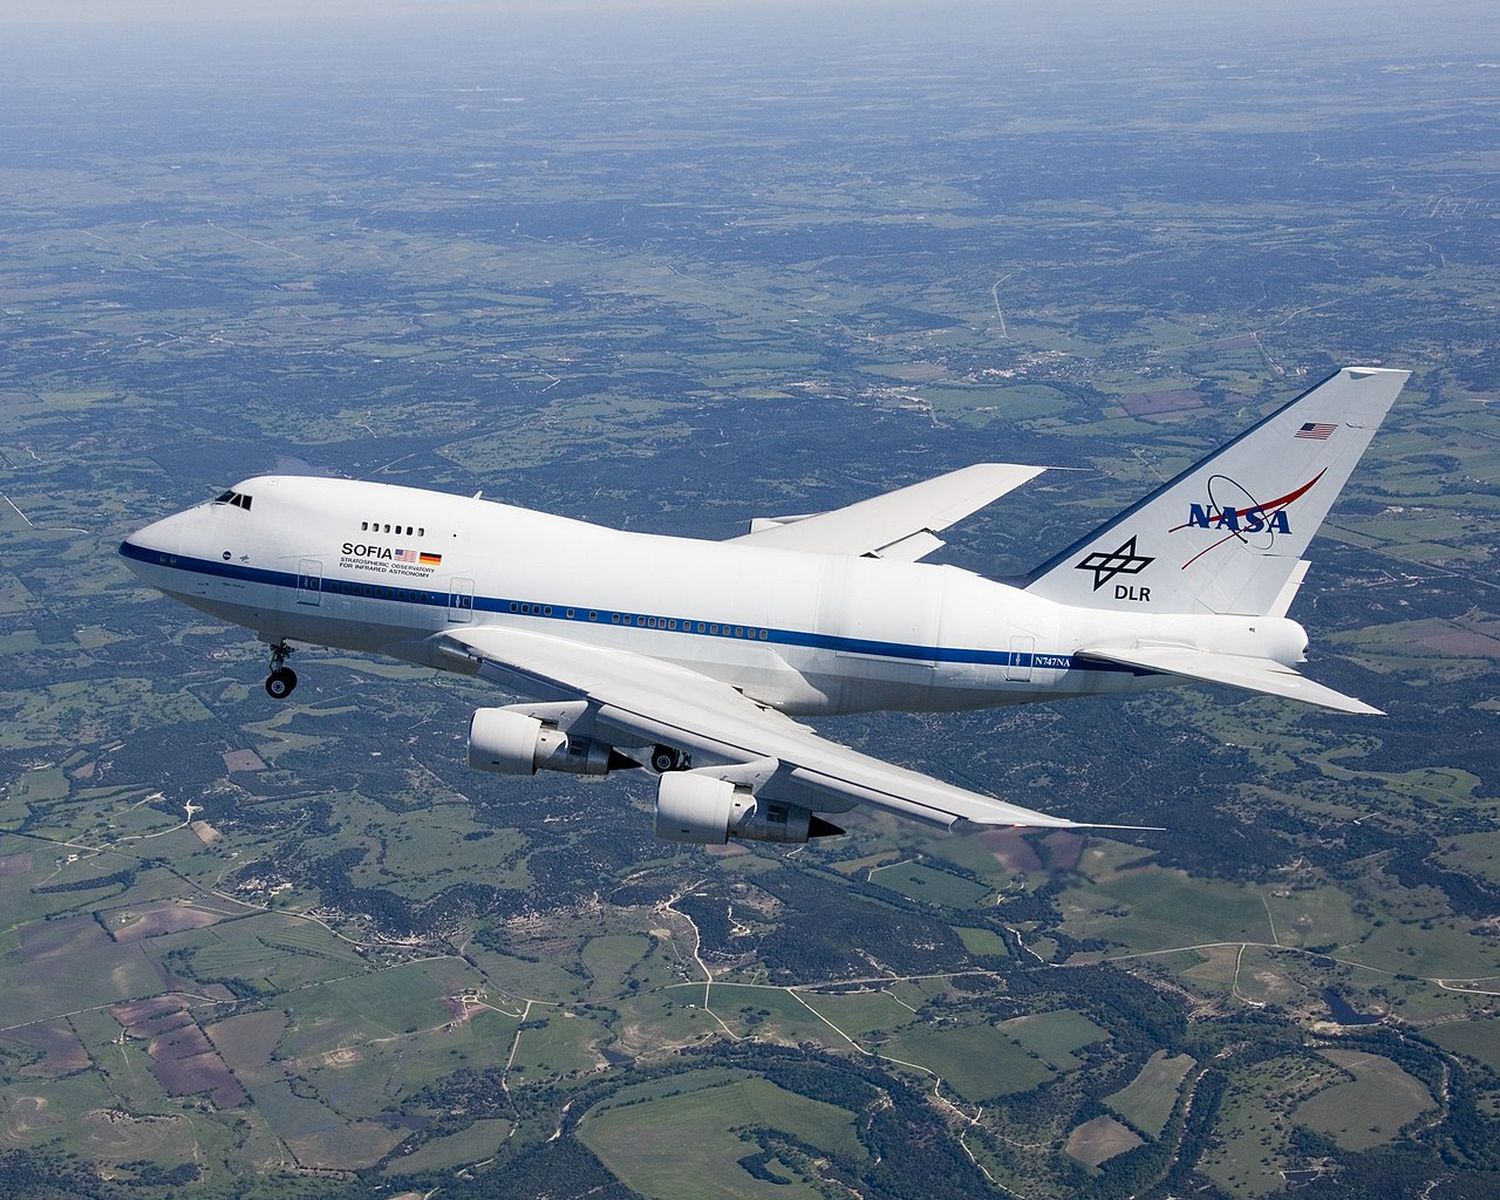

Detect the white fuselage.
[{"left": 121, "top": 475, "right": 1308, "bottom": 714}]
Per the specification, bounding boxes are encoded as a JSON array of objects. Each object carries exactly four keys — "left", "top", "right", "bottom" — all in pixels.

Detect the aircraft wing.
[
  {"left": 1076, "top": 644, "right": 1382, "bottom": 715},
  {"left": 437, "top": 625, "right": 1102, "bottom": 830},
  {"left": 731, "top": 463, "right": 1047, "bottom": 561}
]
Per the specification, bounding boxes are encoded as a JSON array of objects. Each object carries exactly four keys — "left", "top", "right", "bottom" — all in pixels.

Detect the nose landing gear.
[{"left": 264, "top": 640, "right": 297, "bottom": 700}]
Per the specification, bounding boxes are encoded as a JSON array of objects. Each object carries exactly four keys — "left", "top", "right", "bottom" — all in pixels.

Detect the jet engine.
[
  {"left": 467, "top": 707, "right": 633, "bottom": 777},
  {"left": 654, "top": 772, "right": 843, "bottom": 845}
]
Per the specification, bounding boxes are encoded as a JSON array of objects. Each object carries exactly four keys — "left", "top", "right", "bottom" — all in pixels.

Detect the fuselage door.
[
  {"left": 296, "top": 558, "right": 322, "bottom": 606},
  {"left": 1006, "top": 635, "right": 1034, "bottom": 682},
  {"left": 448, "top": 577, "right": 475, "bottom": 623}
]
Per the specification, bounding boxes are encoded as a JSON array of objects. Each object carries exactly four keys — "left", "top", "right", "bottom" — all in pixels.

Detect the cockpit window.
[{"left": 214, "top": 490, "right": 253, "bottom": 511}]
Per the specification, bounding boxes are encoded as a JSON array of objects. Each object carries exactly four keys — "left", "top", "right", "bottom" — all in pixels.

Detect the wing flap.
[
  {"left": 1077, "top": 644, "right": 1382, "bottom": 715},
  {"left": 438, "top": 625, "right": 1089, "bottom": 829},
  {"left": 732, "top": 463, "right": 1046, "bottom": 559}
]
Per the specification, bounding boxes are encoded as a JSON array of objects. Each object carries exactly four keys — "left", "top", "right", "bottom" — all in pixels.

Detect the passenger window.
[
  {"left": 361, "top": 521, "right": 368, "bottom": 531},
  {"left": 418, "top": 527, "right": 425, "bottom": 537}
]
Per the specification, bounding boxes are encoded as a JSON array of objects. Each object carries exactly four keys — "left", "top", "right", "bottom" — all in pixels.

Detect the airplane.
[{"left": 121, "top": 366, "right": 1408, "bottom": 846}]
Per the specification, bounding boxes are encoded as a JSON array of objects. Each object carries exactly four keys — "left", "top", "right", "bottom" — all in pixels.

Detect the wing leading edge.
[
  {"left": 732, "top": 462, "right": 1047, "bottom": 560},
  {"left": 436, "top": 625, "right": 1105, "bottom": 830}
]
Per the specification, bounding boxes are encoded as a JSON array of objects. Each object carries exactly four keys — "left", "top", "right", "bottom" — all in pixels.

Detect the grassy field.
[
  {"left": 1059, "top": 866, "right": 1273, "bottom": 953},
  {"left": 712, "top": 986, "right": 845, "bottom": 1046},
  {"left": 581, "top": 934, "right": 652, "bottom": 994},
  {"left": 953, "top": 925, "right": 1010, "bottom": 956},
  {"left": 1427, "top": 1020, "right": 1500, "bottom": 1072},
  {"left": 879, "top": 1023, "right": 1055, "bottom": 1102},
  {"left": 579, "top": 1077, "right": 862, "bottom": 1200},
  {"left": 383, "top": 1118, "right": 513, "bottom": 1176},
  {"left": 1106, "top": 1051, "right": 1195, "bottom": 1137},
  {"left": 1293, "top": 1050, "right": 1435, "bottom": 1151},
  {"left": 998, "top": 1009, "right": 1107, "bottom": 1071},
  {"left": 796, "top": 989, "right": 919, "bottom": 1039},
  {"left": 509, "top": 1010, "right": 608, "bottom": 1082},
  {"left": 867, "top": 861, "right": 991, "bottom": 908},
  {"left": 1200, "top": 1054, "right": 1337, "bottom": 1198}
]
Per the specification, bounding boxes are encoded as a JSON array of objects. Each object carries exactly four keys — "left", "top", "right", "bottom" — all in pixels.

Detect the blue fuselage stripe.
[{"left": 119, "top": 540, "right": 1138, "bottom": 674}]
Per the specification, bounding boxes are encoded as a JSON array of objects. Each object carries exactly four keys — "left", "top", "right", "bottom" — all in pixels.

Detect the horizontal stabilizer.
[
  {"left": 735, "top": 462, "right": 1046, "bottom": 559},
  {"left": 1076, "top": 644, "right": 1382, "bottom": 715}
]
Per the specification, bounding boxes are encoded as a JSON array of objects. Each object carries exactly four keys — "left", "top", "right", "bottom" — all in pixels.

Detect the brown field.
[
  {"left": 99, "top": 899, "right": 231, "bottom": 943},
  {"left": 0, "top": 1022, "right": 90, "bottom": 1077},
  {"left": 1420, "top": 626, "right": 1500, "bottom": 659},
  {"left": 207, "top": 1009, "right": 288, "bottom": 1073},
  {"left": 157, "top": 1051, "right": 246, "bottom": 1108},
  {"left": 1119, "top": 389, "right": 1203, "bottom": 417},
  {"left": 112, "top": 995, "right": 192, "bottom": 1037},
  {"left": 0, "top": 851, "right": 32, "bottom": 876},
  {"left": 111, "top": 995, "right": 245, "bottom": 1108},
  {"left": 222, "top": 749, "right": 268, "bottom": 773},
  {"left": 978, "top": 828, "right": 1043, "bottom": 873},
  {"left": 1042, "top": 831, "right": 1085, "bottom": 872},
  {"left": 20, "top": 914, "right": 108, "bottom": 962},
  {"left": 1065, "top": 1115, "right": 1143, "bottom": 1167}
]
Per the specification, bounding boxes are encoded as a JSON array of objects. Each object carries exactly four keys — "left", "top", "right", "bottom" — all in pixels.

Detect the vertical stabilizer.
[{"left": 1022, "top": 367, "right": 1409, "bottom": 615}]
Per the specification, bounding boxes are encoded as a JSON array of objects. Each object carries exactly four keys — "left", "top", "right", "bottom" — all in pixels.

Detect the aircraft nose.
[{"left": 119, "top": 508, "right": 203, "bottom": 577}]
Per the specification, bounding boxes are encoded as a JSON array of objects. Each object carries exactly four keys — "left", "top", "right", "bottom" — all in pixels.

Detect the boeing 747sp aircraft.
[{"left": 122, "top": 367, "right": 1407, "bottom": 845}]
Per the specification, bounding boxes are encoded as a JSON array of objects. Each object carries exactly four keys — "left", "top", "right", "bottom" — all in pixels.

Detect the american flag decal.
[
  {"left": 1295, "top": 422, "right": 1336, "bottom": 441},
  {"left": 393, "top": 548, "right": 418, "bottom": 563}
]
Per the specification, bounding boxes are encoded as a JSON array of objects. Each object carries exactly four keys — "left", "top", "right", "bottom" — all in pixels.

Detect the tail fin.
[{"left": 1023, "top": 367, "right": 1409, "bottom": 615}]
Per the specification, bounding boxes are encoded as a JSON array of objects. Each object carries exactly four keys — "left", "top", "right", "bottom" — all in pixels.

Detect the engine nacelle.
[
  {"left": 467, "top": 707, "right": 621, "bottom": 777},
  {"left": 654, "top": 772, "right": 842, "bottom": 845}
]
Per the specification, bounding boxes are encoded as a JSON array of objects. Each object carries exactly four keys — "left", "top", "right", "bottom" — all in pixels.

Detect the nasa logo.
[{"left": 1185, "top": 504, "right": 1292, "bottom": 534}]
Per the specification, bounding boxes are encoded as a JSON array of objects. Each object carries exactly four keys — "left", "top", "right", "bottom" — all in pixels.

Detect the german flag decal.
[{"left": 419, "top": 552, "right": 443, "bottom": 566}]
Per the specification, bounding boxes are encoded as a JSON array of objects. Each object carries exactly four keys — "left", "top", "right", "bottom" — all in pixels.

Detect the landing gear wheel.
[
  {"left": 265, "top": 666, "right": 297, "bottom": 700},
  {"left": 650, "top": 744, "right": 689, "bottom": 773}
]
